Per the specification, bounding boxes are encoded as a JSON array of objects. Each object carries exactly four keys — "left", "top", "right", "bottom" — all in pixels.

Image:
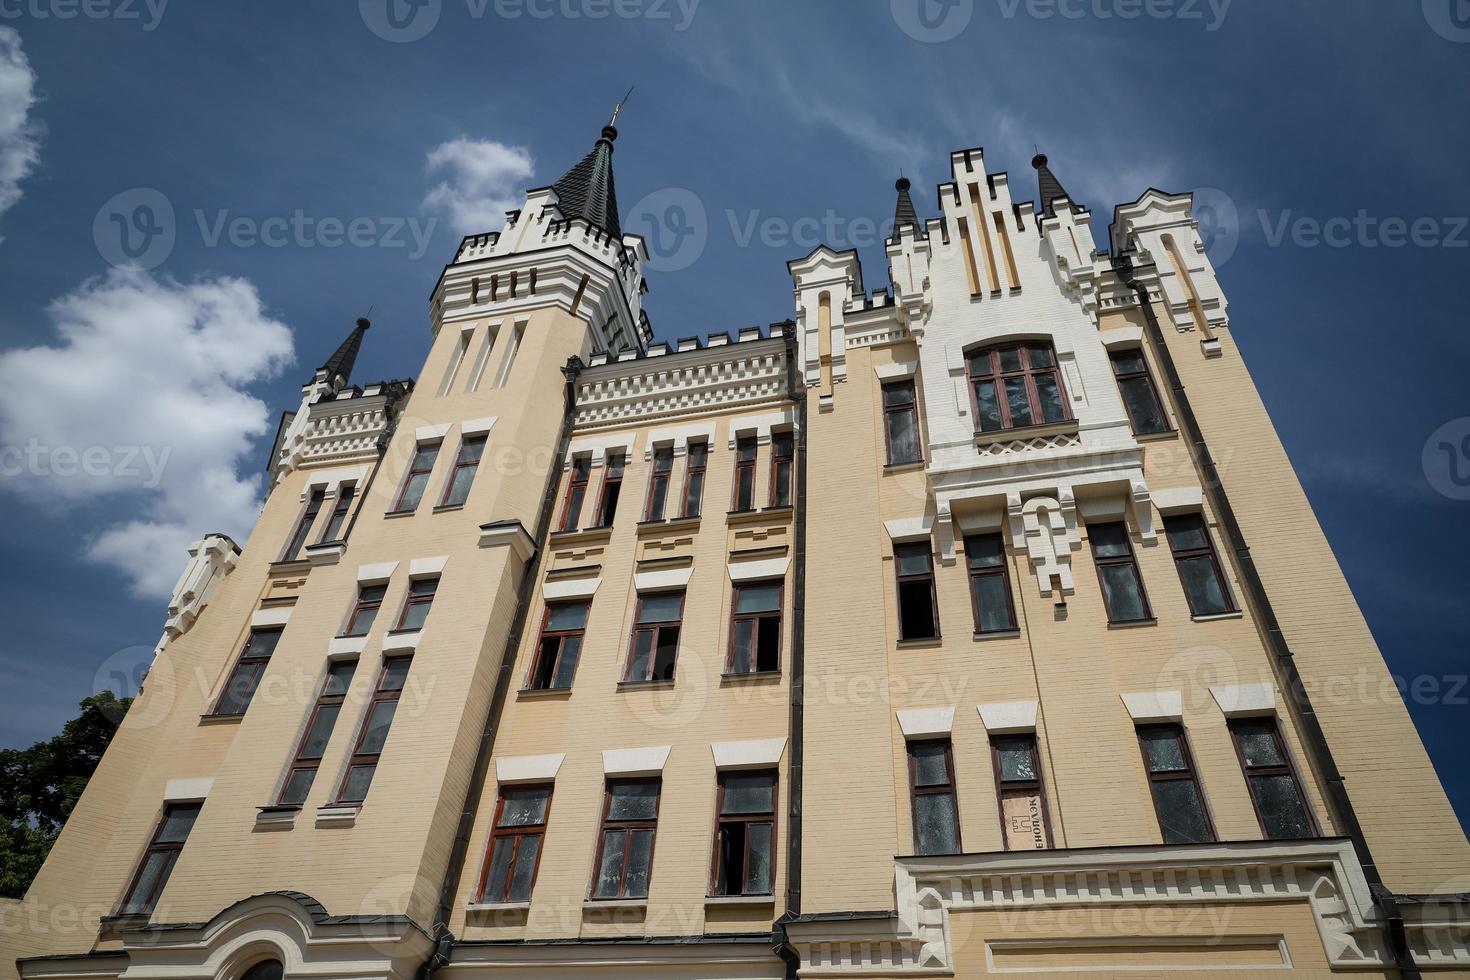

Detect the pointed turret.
[
  {"left": 551, "top": 122, "right": 622, "bottom": 239},
  {"left": 892, "top": 176, "right": 925, "bottom": 240},
  {"left": 315, "top": 316, "right": 370, "bottom": 390},
  {"left": 1032, "top": 152, "right": 1077, "bottom": 217}
]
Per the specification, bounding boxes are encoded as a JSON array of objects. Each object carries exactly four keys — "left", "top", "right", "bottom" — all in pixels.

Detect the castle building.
[{"left": 7, "top": 114, "right": 1470, "bottom": 979}]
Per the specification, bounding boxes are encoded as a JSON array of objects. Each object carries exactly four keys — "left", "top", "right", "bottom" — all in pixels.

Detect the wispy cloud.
[
  {"left": 423, "top": 138, "right": 535, "bottom": 235},
  {"left": 0, "top": 26, "right": 41, "bottom": 243}
]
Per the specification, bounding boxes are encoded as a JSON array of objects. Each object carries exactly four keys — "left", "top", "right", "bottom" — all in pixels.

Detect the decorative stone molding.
[
  {"left": 976, "top": 700, "right": 1038, "bottom": 734},
  {"left": 1210, "top": 682, "right": 1277, "bottom": 717},
  {"left": 975, "top": 431, "right": 1080, "bottom": 458},
  {"left": 564, "top": 434, "right": 630, "bottom": 467},
  {"left": 327, "top": 635, "right": 367, "bottom": 657},
  {"left": 298, "top": 464, "right": 370, "bottom": 500},
  {"left": 543, "top": 574, "right": 600, "bottom": 600},
  {"left": 727, "top": 408, "right": 798, "bottom": 448},
  {"left": 249, "top": 607, "right": 294, "bottom": 628},
  {"left": 272, "top": 382, "right": 410, "bottom": 486},
  {"left": 727, "top": 556, "right": 790, "bottom": 582},
  {"left": 495, "top": 753, "right": 565, "bottom": 784},
  {"left": 874, "top": 360, "right": 918, "bottom": 381},
  {"left": 602, "top": 745, "right": 671, "bottom": 777},
  {"left": 884, "top": 516, "right": 934, "bottom": 542},
  {"left": 1120, "top": 690, "right": 1184, "bottom": 723},
  {"left": 642, "top": 421, "right": 716, "bottom": 459},
  {"left": 408, "top": 555, "right": 449, "bottom": 577},
  {"left": 1099, "top": 325, "right": 1145, "bottom": 349},
  {"left": 356, "top": 561, "right": 398, "bottom": 583},
  {"left": 634, "top": 564, "right": 694, "bottom": 591},
  {"left": 460, "top": 415, "right": 497, "bottom": 437},
  {"left": 154, "top": 534, "right": 239, "bottom": 658},
  {"left": 479, "top": 519, "right": 536, "bottom": 563},
  {"left": 896, "top": 707, "right": 955, "bottom": 739},
  {"left": 414, "top": 422, "right": 452, "bottom": 442},
  {"left": 1154, "top": 485, "right": 1204, "bottom": 513},
  {"left": 381, "top": 629, "right": 422, "bottom": 654},
  {"left": 1008, "top": 491, "right": 1079, "bottom": 597},
  {"left": 711, "top": 737, "right": 787, "bottom": 770},
  {"left": 162, "top": 777, "right": 214, "bottom": 802}
]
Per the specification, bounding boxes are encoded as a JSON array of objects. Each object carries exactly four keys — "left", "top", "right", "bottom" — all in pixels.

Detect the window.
[
  {"left": 558, "top": 456, "right": 591, "bottom": 531},
  {"left": 624, "top": 592, "right": 683, "bottom": 683},
  {"left": 317, "top": 484, "right": 355, "bottom": 543},
  {"left": 239, "top": 962, "right": 283, "bottom": 980},
  {"left": 1229, "top": 718, "right": 1317, "bottom": 839},
  {"left": 335, "top": 656, "right": 411, "bottom": 804},
  {"left": 1110, "top": 348, "right": 1170, "bottom": 435},
  {"left": 728, "top": 581, "right": 782, "bottom": 674},
  {"left": 1164, "top": 514, "right": 1235, "bottom": 617},
  {"left": 1137, "top": 725, "right": 1215, "bottom": 844},
  {"left": 477, "top": 785, "right": 552, "bottom": 904},
  {"left": 439, "top": 435, "right": 486, "bottom": 509},
  {"left": 992, "top": 734, "right": 1051, "bottom": 850},
  {"left": 644, "top": 446, "right": 674, "bottom": 521},
  {"left": 895, "top": 541, "right": 939, "bottom": 641},
  {"left": 118, "top": 802, "right": 201, "bottom": 915},
  {"left": 213, "top": 627, "right": 282, "bottom": 716},
  {"left": 967, "top": 341, "right": 1069, "bottom": 433},
  {"left": 282, "top": 487, "right": 325, "bottom": 561},
  {"left": 711, "top": 771, "right": 776, "bottom": 896},
  {"left": 341, "top": 584, "right": 386, "bottom": 637},
  {"left": 731, "top": 435, "right": 757, "bottom": 512},
  {"left": 595, "top": 452, "right": 625, "bottom": 527},
  {"left": 527, "top": 601, "right": 589, "bottom": 690},
  {"left": 1089, "top": 522, "right": 1152, "bottom": 623},
  {"left": 883, "top": 380, "right": 922, "bottom": 465},
  {"left": 770, "top": 431, "right": 794, "bottom": 508},
  {"left": 907, "top": 740, "right": 960, "bottom": 855},
  {"left": 965, "top": 534, "right": 1016, "bottom": 633},
  {"left": 591, "top": 779, "right": 660, "bottom": 900},
  {"left": 278, "top": 660, "right": 356, "bottom": 806},
  {"left": 681, "top": 441, "right": 708, "bottom": 518},
  {"left": 393, "top": 442, "right": 441, "bottom": 513},
  {"left": 393, "top": 578, "right": 438, "bottom": 632}
]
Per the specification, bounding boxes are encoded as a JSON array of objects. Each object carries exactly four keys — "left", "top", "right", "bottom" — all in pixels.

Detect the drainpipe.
[
  {"left": 415, "top": 355, "right": 585, "bottom": 980},
  {"left": 1116, "top": 256, "right": 1420, "bottom": 979},
  {"left": 777, "top": 320, "right": 807, "bottom": 979}
]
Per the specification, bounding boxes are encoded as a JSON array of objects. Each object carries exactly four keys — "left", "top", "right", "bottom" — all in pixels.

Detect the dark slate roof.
[
  {"left": 552, "top": 126, "right": 622, "bottom": 239},
  {"left": 1033, "top": 153, "right": 1077, "bottom": 217},
  {"left": 319, "top": 317, "right": 370, "bottom": 386},
  {"left": 892, "top": 177, "right": 925, "bottom": 239}
]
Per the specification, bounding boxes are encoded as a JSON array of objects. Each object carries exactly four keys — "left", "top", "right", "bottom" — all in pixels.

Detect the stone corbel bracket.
[{"left": 1008, "top": 490, "right": 1079, "bottom": 596}]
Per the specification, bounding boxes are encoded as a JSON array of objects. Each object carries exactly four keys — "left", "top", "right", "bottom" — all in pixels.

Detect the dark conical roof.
[
  {"left": 1032, "top": 153, "right": 1077, "bottom": 218},
  {"left": 552, "top": 126, "right": 622, "bottom": 239},
  {"left": 892, "top": 177, "right": 925, "bottom": 239},
  {"left": 319, "top": 317, "right": 369, "bottom": 387}
]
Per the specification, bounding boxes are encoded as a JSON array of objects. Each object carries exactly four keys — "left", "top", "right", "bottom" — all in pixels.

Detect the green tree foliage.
[{"left": 1, "top": 693, "right": 130, "bottom": 898}]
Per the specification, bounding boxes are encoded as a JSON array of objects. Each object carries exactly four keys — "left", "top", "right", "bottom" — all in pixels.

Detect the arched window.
[
  {"left": 240, "top": 960, "right": 284, "bottom": 980},
  {"left": 966, "top": 341, "right": 1070, "bottom": 433}
]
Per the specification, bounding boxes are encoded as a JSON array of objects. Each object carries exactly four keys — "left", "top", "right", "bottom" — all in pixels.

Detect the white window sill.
[
  {"left": 1192, "top": 610, "right": 1245, "bottom": 622},
  {"left": 253, "top": 806, "right": 299, "bottom": 830},
  {"left": 582, "top": 899, "right": 647, "bottom": 910},
  {"left": 329, "top": 634, "right": 369, "bottom": 656},
  {"left": 315, "top": 805, "right": 359, "bottom": 827},
  {"left": 466, "top": 901, "right": 530, "bottom": 912},
  {"left": 704, "top": 894, "right": 774, "bottom": 906},
  {"left": 305, "top": 541, "right": 346, "bottom": 566},
  {"left": 382, "top": 629, "right": 423, "bottom": 653}
]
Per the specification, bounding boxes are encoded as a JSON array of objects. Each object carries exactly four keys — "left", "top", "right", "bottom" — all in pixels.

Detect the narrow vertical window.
[
  {"left": 895, "top": 541, "right": 940, "bottom": 641},
  {"left": 527, "top": 601, "right": 589, "bottom": 691},
  {"left": 770, "top": 431, "right": 794, "bottom": 508},
  {"left": 278, "top": 660, "right": 356, "bottom": 806},
  {"left": 731, "top": 435, "right": 757, "bottom": 512},
  {"left": 1229, "top": 718, "right": 1317, "bottom": 839},
  {"left": 965, "top": 533, "right": 1016, "bottom": 633},
  {"left": 317, "top": 484, "right": 355, "bottom": 544},
  {"left": 907, "top": 740, "right": 960, "bottom": 855},
  {"left": 492, "top": 321, "right": 524, "bottom": 389},
  {"left": 477, "top": 785, "right": 552, "bottom": 904},
  {"left": 335, "top": 656, "right": 411, "bottom": 804},
  {"left": 213, "top": 627, "right": 282, "bottom": 716},
  {"left": 624, "top": 592, "right": 683, "bottom": 683},
  {"left": 711, "top": 771, "right": 776, "bottom": 896},
  {"left": 393, "top": 578, "right": 438, "bottom": 632},
  {"left": 644, "top": 446, "right": 674, "bottom": 521},
  {"left": 595, "top": 452, "right": 625, "bottom": 527},
  {"left": 591, "top": 779, "right": 661, "bottom": 900},
  {"left": 119, "top": 803, "right": 201, "bottom": 915},
  {"left": 883, "top": 380, "right": 922, "bottom": 465},
  {"left": 558, "top": 456, "right": 591, "bottom": 531},
  {"left": 1110, "top": 349, "right": 1170, "bottom": 435},
  {"left": 728, "top": 581, "right": 782, "bottom": 675},
  {"left": 967, "top": 342, "right": 1069, "bottom": 433},
  {"left": 393, "top": 442, "right": 441, "bottom": 513},
  {"left": 992, "top": 734, "right": 1051, "bottom": 850},
  {"left": 439, "top": 435, "right": 487, "bottom": 509},
  {"left": 680, "top": 441, "right": 708, "bottom": 518},
  {"left": 342, "top": 583, "right": 386, "bottom": 637},
  {"left": 1090, "top": 522, "right": 1152, "bottom": 623},
  {"left": 282, "top": 487, "right": 325, "bottom": 561},
  {"left": 1137, "top": 725, "right": 1215, "bottom": 844},
  {"left": 1164, "top": 513, "right": 1236, "bottom": 617}
]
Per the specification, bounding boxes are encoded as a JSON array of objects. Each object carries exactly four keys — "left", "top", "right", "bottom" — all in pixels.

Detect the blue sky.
[{"left": 0, "top": 1, "right": 1467, "bottom": 827}]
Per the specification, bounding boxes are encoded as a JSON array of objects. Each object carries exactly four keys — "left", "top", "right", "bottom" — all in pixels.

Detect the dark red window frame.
[
  {"left": 118, "top": 802, "right": 201, "bottom": 915},
  {"left": 1163, "top": 513, "right": 1237, "bottom": 617},
  {"left": 525, "top": 600, "right": 589, "bottom": 691},
  {"left": 317, "top": 483, "right": 356, "bottom": 544},
  {"left": 277, "top": 659, "right": 356, "bottom": 806},
  {"left": 342, "top": 583, "right": 386, "bottom": 637},
  {"left": 393, "top": 577, "right": 438, "bottom": 632},
  {"left": 439, "top": 434, "right": 487, "bottom": 508},
  {"left": 1110, "top": 347, "right": 1171, "bottom": 435},
  {"left": 964, "top": 533, "right": 1017, "bottom": 633},
  {"left": 1089, "top": 522, "right": 1153, "bottom": 623},
  {"left": 1228, "top": 717, "right": 1319, "bottom": 840},
  {"left": 906, "top": 739, "right": 961, "bottom": 856},
  {"left": 1136, "top": 723, "right": 1217, "bottom": 844},
  {"left": 990, "top": 733, "right": 1054, "bottom": 851},
  {"left": 710, "top": 770, "right": 778, "bottom": 897},
  {"left": 594, "top": 452, "right": 626, "bottom": 528},
  {"left": 882, "top": 379, "right": 922, "bottom": 466},
  {"left": 731, "top": 435, "right": 757, "bottom": 512},
  {"left": 643, "top": 446, "right": 675, "bottom": 521},
  {"left": 333, "top": 656, "right": 411, "bottom": 805},
  {"left": 680, "top": 441, "right": 708, "bottom": 518},
  {"left": 623, "top": 591, "right": 684, "bottom": 683},
  {"left": 212, "top": 627, "right": 283, "bottom": 716},
  {"left": 281, "top": 487, "right": 325, "bottom": 561},
  {"left": 392, "top": 442, "right": 441, "bottom": 513},
  {"left": 590, "top": 778, "right": 661, "bottom": 900},
  {"left": 558, "top": 456, "right": 591, "bottom": 531},
  {"left": 476, "top": 784, "right": 553, "bottom": 904},
  {"left": 967, "top": 341, "right": 1071, "bottom": 433},
  {"left": 894, "top": 541, "right": 940, "bottom": 641},
  {"left": 727, "top": 580, "right": 783, "bottom": 675},
  {"left": 769, "top": 431, "right": 794, "bottom": 509}
]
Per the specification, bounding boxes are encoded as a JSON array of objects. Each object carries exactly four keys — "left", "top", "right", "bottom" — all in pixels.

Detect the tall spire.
[
  {"left": 551, "top": 104, "right": 627, "bottom": 239},
  {"left": 892, "top": 176, "right": 925, "bottom": 240},
  {"left": 1032, "top": 152, "right": 1077, "bottom": 218},
  {"left": 317, "top": 316, "right": 369, "bottom": 389}
]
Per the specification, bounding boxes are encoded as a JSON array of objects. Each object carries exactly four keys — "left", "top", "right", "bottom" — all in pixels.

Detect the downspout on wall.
[
  {"left": 777, "top": 320, "right": 807, "bottom": 980},
  {"left": 1116, "top": 255, "right": 1420, "bottom": 979}
]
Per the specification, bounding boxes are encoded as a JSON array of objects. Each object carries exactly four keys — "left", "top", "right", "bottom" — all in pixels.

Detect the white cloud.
[
  {"left": 423, "top": 138, "right": 534, "bottom": 234},
  {"left": 0, "top": 26, "right": 41, "bottom": 241},
  {"left": 0, "top": 270, "right": 294, "bottom": 597}
]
